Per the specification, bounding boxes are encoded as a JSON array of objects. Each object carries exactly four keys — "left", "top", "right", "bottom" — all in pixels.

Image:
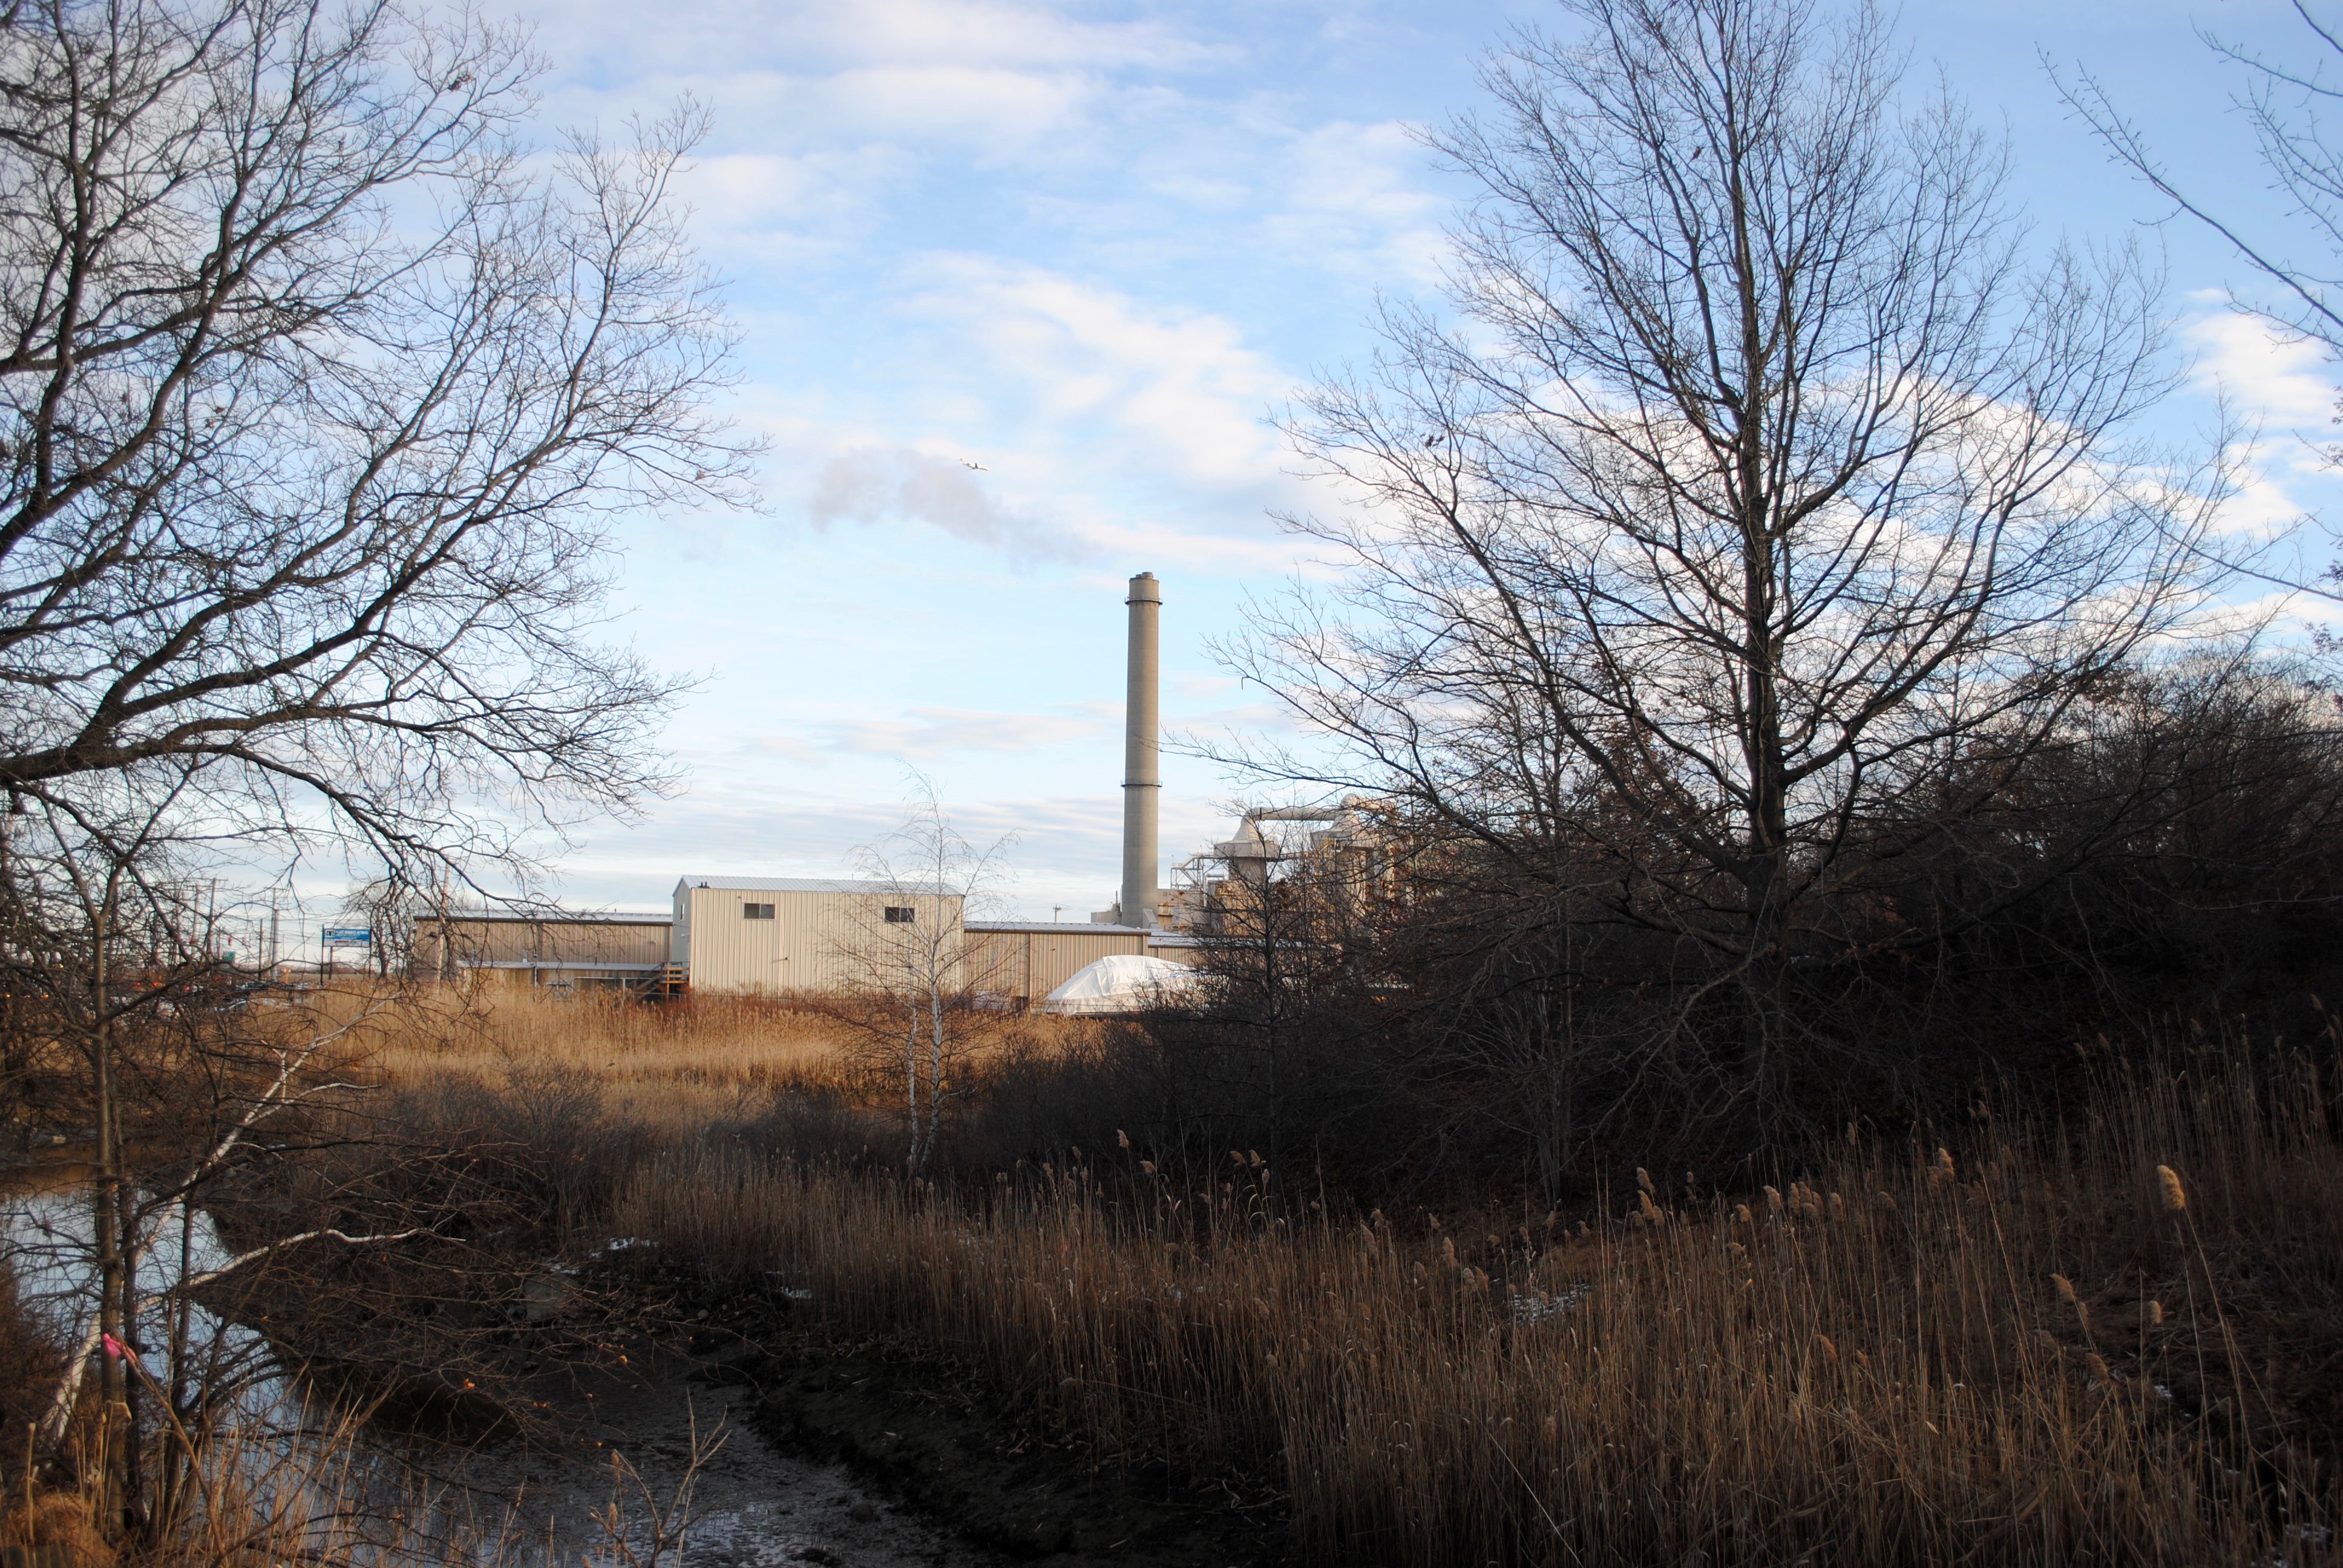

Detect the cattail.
[
  {"left": 1443, "top": 1236, "right": 1458, "bottom": 1267},
  {"left": 2149, "top": 1299, "right": 2165, "bottom": 1328},
  {"left": 1544, "top": 1415, "right": 1558, "bottom": 1442},
  {"left": 1873, "top": 1192, "right": 1898, "bottom": 1211},
  {"left": 1577, "top": 1220, "right": 1590, "bottom": 1235},
  {"left": 1828, "top": 1191, "right": 1847, "bottom": 1222},
  {"left": 1139, "top": 1160, "right": 1156, "bottom": 1175},
  {"left": 1116, "top": 1128, "right": 1130, "bottom": 1149},
  {"left": 1734, "top": 1203, "right": 1754, "bottom": 1224},
  {"left": 2053, "top": 1273, "right": 2077, "bottom": 1304},
  {"left": 2157, "top": 1165, "right": 2188, "bottom": 1213},
  {"left": 1817, "top": 1334, "right": 1840, "bottom": 1362},
  {"left": 1636, "top": 1166, "right": 1657, "bottom": 1196},
  {"left": 1764, "top": 1185, "right": 1784, "bottom": 1214},
  {"left": 1933, "top": 1148, "right": 1957, "bottom": 1184},
  {"left": 1726, "top": 1240, "right": 1748, "bottom": 1261},
  {"left": 1638, "top": 1189, "right": 1666, "bottom": 1225},
  {"left": 1853, "top": 1348, "right": 1870, "bottom": 1369},
  {"left": 1247, "top": 1149, "right": 1262, "bottom": 1169},
  {"left": 2085, "top": 1353, "right": 2114, "bottom": 1386}
]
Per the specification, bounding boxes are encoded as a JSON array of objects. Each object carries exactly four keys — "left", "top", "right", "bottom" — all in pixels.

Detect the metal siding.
[
  {"left": 684, "top": 886, "right": 785, "bottom": 993},
  {"left": 681, "top": 886, "right": 966, "bottom": 995},
  {"left": 966, "top": 928, "right": 1147, "bottom": 999},
  {"left": 428, "top": 917, "right": 670, "bottom": 969}
]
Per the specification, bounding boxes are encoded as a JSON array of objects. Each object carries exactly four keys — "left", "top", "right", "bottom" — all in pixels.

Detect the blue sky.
[{"left": 447, "top": 0, "right": 2343, "bottom": 921}]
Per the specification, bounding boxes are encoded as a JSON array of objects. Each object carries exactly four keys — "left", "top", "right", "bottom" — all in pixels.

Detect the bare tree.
[
  {"left": 1225, "top": 0, "right": 2236, "bottom": 1115},
  {"left": 2056, "top": 4, "right": 2343, "bottom": 599},
  {"left": 837, "top": 785, "right": 1013, "bottom": 1175},
  {"left": 0, "top": 0, "right": 751, "bottom": 1543},
  {"left": 0, "top": 772, "right": 427, "bottom": 1538},
  {"left": 2058, "top": 5, "right": 2343, "bottom": 364},
  {"left": 0, "top": 0, "right": 752, "bottom": 877}
]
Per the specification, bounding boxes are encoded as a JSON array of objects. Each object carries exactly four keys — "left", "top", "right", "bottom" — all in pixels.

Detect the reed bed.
[
  {"left": 347, "top": 986, "right": 859, "bottom": 1133},
  {"left": 350, "top": 984, "right": 1096, "bottom": 1135},
  {"left": 609, "top": 1048, "right": 2343, "bottom": 1567}
]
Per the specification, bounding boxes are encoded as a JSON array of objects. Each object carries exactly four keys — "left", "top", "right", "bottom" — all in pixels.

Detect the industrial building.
[
  {"left": 420, "top": 570, "right": 1207, "bottom": 1002},
  {"left": 420, "top": 909, "right": 677, "bottom": 991},
  {"left": 422, "top": 892, "right": 1195, "bottom": 1004}
]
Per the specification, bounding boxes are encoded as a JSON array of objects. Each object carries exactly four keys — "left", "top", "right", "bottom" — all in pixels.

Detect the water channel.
[{"left": 2, "top": 1165, "right": 995, "bottom": 1568}]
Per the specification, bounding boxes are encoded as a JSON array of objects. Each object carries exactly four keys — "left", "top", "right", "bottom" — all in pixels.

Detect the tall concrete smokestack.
[{"left": 1120, "top": 571, "right": 1161, "bottom": 929}]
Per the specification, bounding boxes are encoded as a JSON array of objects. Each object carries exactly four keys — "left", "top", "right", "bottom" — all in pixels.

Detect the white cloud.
[
  {"left": 1259, "top": 119, "right": 1449, "bottom": 286},
  {"left": 903, "top": 258, "right": 1296, "bottom": 496},
  {"left": 2184, "top": 304, "right": 2338, "bottom": 437},
  {"left": 806, "top": 445, "right": 1089, "bottom": 558},
  {"left": 821, "top": 704, "right": 1115, "bottom": 759},
  {"left": 781, "top": 0, "right": 1230, "bottom": 73}
]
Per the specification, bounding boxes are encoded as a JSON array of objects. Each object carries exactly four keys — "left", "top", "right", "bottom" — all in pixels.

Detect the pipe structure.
[{"left": 1120, "top": 571, "right": 1162, "bottom": 929}]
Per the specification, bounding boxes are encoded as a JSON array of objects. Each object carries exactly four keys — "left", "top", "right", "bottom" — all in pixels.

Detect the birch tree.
[{"left": 842, "top": 788, "right": 1011, "bottom": 1176}]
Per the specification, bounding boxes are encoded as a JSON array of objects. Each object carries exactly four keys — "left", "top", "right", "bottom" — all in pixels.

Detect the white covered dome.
[{"left": 1041, "top": 953, "right": 1204, "bottom": 1014}]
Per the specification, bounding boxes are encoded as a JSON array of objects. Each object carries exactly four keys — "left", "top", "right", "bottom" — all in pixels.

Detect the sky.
[{"left": 418, "top": 0, "right": 2343, "bottom": 923}]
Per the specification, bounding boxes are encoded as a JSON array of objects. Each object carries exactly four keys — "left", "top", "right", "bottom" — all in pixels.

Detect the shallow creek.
[{"left": 2, "top": 1167, "right": 995, "bottom": 1568}]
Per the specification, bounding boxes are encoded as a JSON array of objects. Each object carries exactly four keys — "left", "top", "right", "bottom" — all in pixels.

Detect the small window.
[
  {"left": 884, "top": 906, "right": 916, "bottom": 924},
  {"left": 742, "top": 903, "right": 775, "bottom": 920}
]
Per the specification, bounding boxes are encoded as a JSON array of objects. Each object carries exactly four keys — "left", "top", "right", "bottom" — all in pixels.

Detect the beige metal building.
[
  {"left": 419, "top": 910, "right": 674, "bottom": 991},
  {"left": 667, "top": 880, "right": 1202, "bottom": 1001},
  {"left": 421, "top": 883, "right": 1203, "bottom": 1002},
  {"left": 670, "top": 875, "right": 965, "bottom": 995}
]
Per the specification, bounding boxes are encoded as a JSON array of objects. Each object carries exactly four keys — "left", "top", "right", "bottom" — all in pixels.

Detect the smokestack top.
[{"left": 1127, "top": 571, "right": 1160, "bottom": 603}]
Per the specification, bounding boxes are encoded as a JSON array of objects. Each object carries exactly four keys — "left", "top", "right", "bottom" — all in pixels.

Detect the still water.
[{"left": 1, "top": 1168, "right": 989, "bottom": 1568}]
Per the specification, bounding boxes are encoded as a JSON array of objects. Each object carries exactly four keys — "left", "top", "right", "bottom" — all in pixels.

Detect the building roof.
[
  {"left": 675, "top": 875, "right": 951, "bottom": 896},
  {"left": 431, "top": 909, "right": 672, "bottom": 926},
  {"left": 966, "top": 921, "right": 1150, "bottom": 934}
]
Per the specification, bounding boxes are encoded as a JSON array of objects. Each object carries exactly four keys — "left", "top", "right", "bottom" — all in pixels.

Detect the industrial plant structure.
[{"left": 419, "top": 570, "right": 1205, "bottom": 1002}]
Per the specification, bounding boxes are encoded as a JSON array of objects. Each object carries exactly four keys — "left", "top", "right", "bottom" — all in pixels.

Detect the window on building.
[
  {"left": 884, "top": 906, "right": 916, "bottom": 924},
  {"left": 743, "top": 903, "right": 775, "bottom": 920}
]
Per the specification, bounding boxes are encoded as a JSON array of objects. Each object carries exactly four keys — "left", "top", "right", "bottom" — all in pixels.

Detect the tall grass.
[
  {"left": 355, "top": 985, "right": 1096, "bottom": 1139},
  {"left": 606, "top": 1045, "right": 2342, "bottom": 1567}
]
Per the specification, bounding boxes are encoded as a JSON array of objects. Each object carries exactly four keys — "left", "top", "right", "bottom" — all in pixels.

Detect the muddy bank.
[
  {"left": 444, "top": 1351, "right": 998, "bottom": 1568},
  {"left": 620, "top": 1267, "right": 1284, "bottom": 1567},
  {"left": 720, "top": 1328, "right": 1284, "bottom": 1568}
]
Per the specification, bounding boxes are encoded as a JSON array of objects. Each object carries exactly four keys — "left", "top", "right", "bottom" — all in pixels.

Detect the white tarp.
[{"left": 1041, "top": 953, "right": 1205, "bottom": 1014}]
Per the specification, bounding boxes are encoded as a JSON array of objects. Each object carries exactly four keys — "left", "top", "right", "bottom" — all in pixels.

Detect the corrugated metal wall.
[
  {"left": 425, "top": 917, "right": 670, "bottom": 969},
  {"left": 683, "top": 886, "right": 969, "bottom": 994},
  {"left": 966, "top": 927, "right": 1148, "bottom": 1002}
]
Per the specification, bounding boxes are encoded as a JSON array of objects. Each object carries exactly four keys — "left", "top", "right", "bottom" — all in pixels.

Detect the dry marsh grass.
[
  {"left": 348, "top": 988, "right": 2342, "bottom": 1564},
  {"left": 346, "top": 984, "right": 1098, "bottom": 1134},
  {"left": 601, "top": 1047, "right": 2342, "bottom": 1567}
]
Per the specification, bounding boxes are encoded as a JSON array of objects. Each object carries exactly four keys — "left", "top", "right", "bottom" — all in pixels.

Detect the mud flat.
[
  {"left": 450, "top": 1353, "right": 995, "bottom": 1568},
  {"left": 444, "top": 1289, "right": 1282, "bottom": 1568},
  {"left": 719, "top": 1326, "right": 1283, "bottom": 1568}
]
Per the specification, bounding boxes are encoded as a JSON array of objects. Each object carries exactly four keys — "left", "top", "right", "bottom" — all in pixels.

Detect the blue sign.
[{"left": 322, "top": 927, "right": 372, "bottom": 945}]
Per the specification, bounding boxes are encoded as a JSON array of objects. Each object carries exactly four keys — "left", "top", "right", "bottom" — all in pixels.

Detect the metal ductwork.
[{"left": 1120, "top": 572, "right": 1161, "bottom": 929}]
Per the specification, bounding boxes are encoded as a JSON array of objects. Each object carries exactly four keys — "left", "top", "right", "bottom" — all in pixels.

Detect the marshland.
[{"left": 10, "top": 0, "right": 2343, "bottom": 1563}]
